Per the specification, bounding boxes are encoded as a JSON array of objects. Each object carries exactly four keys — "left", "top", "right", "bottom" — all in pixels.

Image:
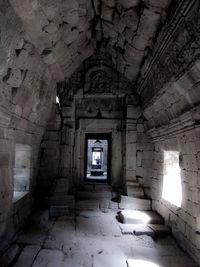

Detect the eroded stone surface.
[
  {"left": 8, "top": 0, "right": 171, "bottom": 81},
  {"left": 4, "top": 207, "right": 198, "bottom": 267},
  {"left": 32, "top": 249, "right": 64, "bottom": 267}
]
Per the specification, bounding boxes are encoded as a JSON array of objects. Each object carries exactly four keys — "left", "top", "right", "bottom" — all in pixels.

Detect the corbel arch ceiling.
[{"left": 9, "top": 0, "right": 172, "bottom": 83}]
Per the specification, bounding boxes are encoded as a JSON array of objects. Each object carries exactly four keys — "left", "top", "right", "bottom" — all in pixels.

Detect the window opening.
[
  {"left": 13, "top": 144, "right": 31, "bottom": 199},
  {"left": 162, "top": 151, "right": 182, "bottom": 207}
]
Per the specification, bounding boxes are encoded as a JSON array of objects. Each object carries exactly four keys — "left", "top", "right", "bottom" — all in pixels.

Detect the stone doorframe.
[
  {"left": 73, "top": 118, "right": 124, "bottom": 188},
  {"left": 84, "top": 132, "right": 111, "bottom": 184}
]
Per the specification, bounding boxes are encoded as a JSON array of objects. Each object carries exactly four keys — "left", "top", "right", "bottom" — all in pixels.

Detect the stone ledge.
[{"left": 147, "top": 105, "right": 200, "bottom": 142}]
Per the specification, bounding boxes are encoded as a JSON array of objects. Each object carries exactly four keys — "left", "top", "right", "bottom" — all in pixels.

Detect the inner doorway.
[{"left": 85, "top": 133, "right": 111, "bottom": 184}]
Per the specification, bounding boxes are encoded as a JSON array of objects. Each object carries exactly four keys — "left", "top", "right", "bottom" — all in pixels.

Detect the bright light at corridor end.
[
  {"left": 56, "top": 96, "right": 60, "bottom": 105},
  {"left": 162, "top": 151, "right": 182, "bottom": 207},
  {"left": 127, "top": 259, "right": 159, "bottom": 267}
]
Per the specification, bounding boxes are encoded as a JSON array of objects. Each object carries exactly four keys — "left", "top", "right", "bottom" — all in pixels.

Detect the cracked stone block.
[
  {"left": 118, "top": 0, "right": 140, "bottom": 8},
  {"left": 6, "top": 68, "right": 22, "bottom": 87},
  {"left": 144, "top": 0, "right": 171, "bottom": 8},
  {"left": 63, "top": 10, "right": 79, "bottom": 26},
  {"left": 61, "top": 24, "right": 79, "bottom": 45},
  {"left": 43, "top": 22, "right": 58, "bottom": 34},
  {"left": 101, "top": 4, "right": 114, "bottom": 22}
]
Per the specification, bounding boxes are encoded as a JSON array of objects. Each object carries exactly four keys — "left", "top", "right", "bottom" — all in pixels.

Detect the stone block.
[
  {"left": 118, "top": 0, "right": 139, "bottom": 8},
  {"left": 127, "top": 106, "right": 141, "bottom": 119},
  {"left": 13, "top": 245, "right": 41, "bottom": 267},
  {"left": 0, "top": 244, "right": 21, "bottom": 267},
  {"left": 137, "top": 151, "right": 142, "bottom": 167},
  {"left": 118, "top": 210, "right": 163, "bottom": 225},
  {"left": 6, "top": 68, "right": 22, "bottom": 87},
  {"left": 137, "top": 123, "right": 144, "bottom": 133},
  {"left": 32, "top": 249, "right": 64, "bottom": 267},
  {"left": 142, "top": 159, "right": 153, "bottom": 168},
  {"left": 126, "top": 131, "right": 137, "bottom": 143},
  {"left": 93, "top": 251, "right": 127, "bottom": 267},
  {"left": 148, "top": 224, "right": 171, "bottom": 236},
  {"left": 182, "top": 155, "right": 198, "bottom": 172},
  {"left": 101, "top": 4, "right": 113, "bottom": 22},
  {"left": 137, "top": 142, "right": 154, "bottom": 151},
  {"left": 0, "top": 152, "right": 11, "bottom": 168},
  {"left": 119, "top": 195, "right": 151, "bottom": 210}
]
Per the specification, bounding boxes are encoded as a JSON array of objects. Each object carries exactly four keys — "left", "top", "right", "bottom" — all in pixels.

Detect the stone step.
[
  {"left": 118, "top": 210, "right": 163, "bottom": 225},
  {"left": 119, "top": 224, "right": 155, "bottom": 237},
  {"left": 48, "top": 194, "right": 75, "bottom": 206},
  {"left": 76, "top": 191, "right": 112, "bottom": 200},
  {"left": 148, "top": 224, "right": 171, "bottom": 236},
  {"left": 127, "top": 186, "right": 144, "bottom": 198},
  {"left": 83, "top": 184, "right": 112, "bottom": 192},
  {"left": 119, "top": 195, "right": 151, "bottom": 211},
  {"left": 119, "top": 223, "right": 170, "bottom": 237}
]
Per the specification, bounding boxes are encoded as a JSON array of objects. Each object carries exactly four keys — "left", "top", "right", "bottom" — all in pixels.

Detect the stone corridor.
[
  {"left": 1, "top": 187, "right": 199, "bottom": 267},
  {"left": 1, "top": 0, "right": 200, "bottom": 266}
]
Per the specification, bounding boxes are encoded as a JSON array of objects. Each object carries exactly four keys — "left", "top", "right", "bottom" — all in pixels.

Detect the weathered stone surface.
[
  {"left": 0, "top": 1, "right": 200, "bottom": 266},
  {"left": 32, "top": 249, "right": 64, "bottom": 267},
  {"left": 93, "top": 251, "right": 127, "bottom": 267},
  {"left": 13, "top": 245, "right": 41, "bottom": 267},
  {"left": 118, "top": 210, "right": 163, "bottom": 225},
  {"left": 0, "top": 244, "right": 21, "bottom": 267},
  {"left": 119, "top": 196, "right": 151, "bottom": 211},
  {"left": 148, "top": 224, "right": 171, "bottom": 236}
]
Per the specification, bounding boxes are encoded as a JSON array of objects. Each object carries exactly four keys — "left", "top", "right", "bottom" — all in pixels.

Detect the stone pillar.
[
  {"left": 125, "top": 119, "right": 137, "bottom": 183},
  {"left": 125, "top": 105, "right": 142, "bottom": 193},
  {"left": 59, "top": 102, "right": 75, "bottom": 191}
]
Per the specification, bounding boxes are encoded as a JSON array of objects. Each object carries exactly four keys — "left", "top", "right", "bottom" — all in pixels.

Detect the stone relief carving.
[
  {"left": 138, "top": 0, "right": 200, "bottom": 106},
  {"left": 58, "top": 52, "right": 137, "bottom": 105},
  {"left": 86, "top": 70, "right": 112, "bottom": 93}
]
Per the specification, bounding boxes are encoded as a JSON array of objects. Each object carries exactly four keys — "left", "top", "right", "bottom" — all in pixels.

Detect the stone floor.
[{"left": 2, "top": 202, "right": 199, "bottom": 267}]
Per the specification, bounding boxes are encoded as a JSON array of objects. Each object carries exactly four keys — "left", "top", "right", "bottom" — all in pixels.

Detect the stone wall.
[
  {"left": 37, "top": 104, "right": 61, "bottom": 199},
  {"left": 147, "top": 107, "right": 200, "bottom": 263},
  {"left": 139, "top": 1, "right": 200, "bottom": 263},
  {"left": 141, "top": 38, "right": 200, "bottom": 266},
  {"left": 136, "top": 118, "right": 154, "bottom": 198},
  {"left": 0, "top": 2, "right": 56, "bottom": 251}
]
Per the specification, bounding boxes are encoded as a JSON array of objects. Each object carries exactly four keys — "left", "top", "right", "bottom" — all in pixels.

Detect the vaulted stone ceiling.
[{"left": 9, "top": 0, "right": 171, "bottom": 84}]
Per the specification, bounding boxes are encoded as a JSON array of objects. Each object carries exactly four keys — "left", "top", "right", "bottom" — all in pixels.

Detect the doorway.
[{"left": 85, "top": 133, "right": 111, "bottom": 184}]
